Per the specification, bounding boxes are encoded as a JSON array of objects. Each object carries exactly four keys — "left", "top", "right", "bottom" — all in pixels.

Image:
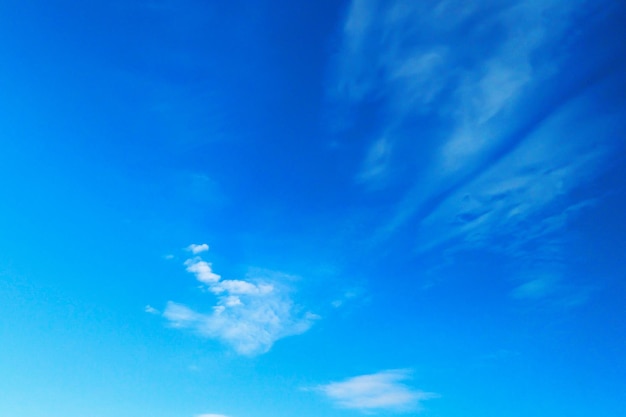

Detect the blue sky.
[{"left": 1, "top": 0, "right": 625, "bottom": 416}]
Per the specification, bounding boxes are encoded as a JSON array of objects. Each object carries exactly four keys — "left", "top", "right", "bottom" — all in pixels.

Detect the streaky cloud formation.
[
  {"left": 415, "top": 75, "right": 625, "bottom": 300},
  {"left": 417, "top": 80, "right": 623, "bottom": 252},
  {"left": 164, "top": 246, "right": 318, "bottom": 356},
  {"left": 331, "top": 0, "right": 626, "bottom": 302},
  {"left": 315, "top": 369, "right": 438, "bottom": 413}
]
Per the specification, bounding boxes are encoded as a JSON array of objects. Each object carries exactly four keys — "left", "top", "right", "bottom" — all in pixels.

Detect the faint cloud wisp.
[{"left": 329, "top": 0, "right": 626, "bottom": 304}]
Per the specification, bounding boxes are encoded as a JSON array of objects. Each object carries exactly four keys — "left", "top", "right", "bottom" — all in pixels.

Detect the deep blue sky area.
[{"left": 1, "top": 1, "right": 625, "bottom": 416}]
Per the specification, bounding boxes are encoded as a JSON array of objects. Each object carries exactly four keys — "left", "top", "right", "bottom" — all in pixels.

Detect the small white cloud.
[
  {"left": 316, "top": 369, "right": 438, "bottom": 413},
  {"left": 187, "top": 243, "right": 210, "bottom": 254},
  {"left": 164, "top": 254, "right": 175, "bottom": 260},
  {"left": 144, "top": 305, "right": 160, "bottom": 315},
  {"left": 164, "top": 248, "right": 318, "bottom": 356},
  {"left": 185, "top": 257, "right": 221, "bottom": 284}
]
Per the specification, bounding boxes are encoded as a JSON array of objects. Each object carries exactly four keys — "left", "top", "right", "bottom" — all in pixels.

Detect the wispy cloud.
[
  {"left": 357, "top": 136, "right": 393, "bottom": 186},
  {"left": 416, "top": 89, "right": 616, "bottom": 252},
  {"left": 315, "top": 369, "right": 437, "bottom": 413},
  {"left": 330, "top": 0, "right": 625, "bottom": 301},
  {"left": 164, "top": 246, "right": 318, "bottom": 356},
  {"left": 144, "top": 305, "right": 160, "bottom": 315},
  {"left": 331, "top": 288, "right": 365, "bottom": 309},
  {"left": 415, "top": 82, "right": 623, "bottom": 297},
  {"left": 512, "top": 276, "right": 557, "bottom": 300},
  {"left": 334, "top": 0, "right": 590, "bottom": 213}
]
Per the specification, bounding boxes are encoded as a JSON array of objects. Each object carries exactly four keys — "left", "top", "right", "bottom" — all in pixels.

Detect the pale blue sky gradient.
[{"left": 1, "top": 1, "right": 625, "bottom": 416}]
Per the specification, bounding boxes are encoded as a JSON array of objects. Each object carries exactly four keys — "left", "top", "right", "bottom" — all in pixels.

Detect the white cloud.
[
  {"left": 185, "top": 257, "right": 221, "bottom": 284},
  {"left": 316, "top": 369, "right": 438, "bottom": 413},
  {"left": 164, "top": 248, "right": 318, "bottom": 356},
  {"left": 187, "top": 243, "right": 209, "bottom": 254}
]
